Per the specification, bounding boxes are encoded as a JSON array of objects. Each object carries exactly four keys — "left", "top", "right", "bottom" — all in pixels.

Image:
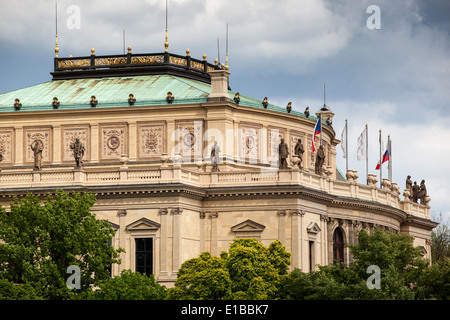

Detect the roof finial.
[
  {"left": 54, "top": 1, "right": 59, "bottom": 58},
  {"left": 225, "top": 22, "right": 229, "bottom": 70},
  {"left": 164, "top": 0, "right": 169, "bottom": 53}
]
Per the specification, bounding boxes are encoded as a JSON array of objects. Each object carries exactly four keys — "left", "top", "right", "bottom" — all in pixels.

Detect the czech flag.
[
  {"left": 375, "top": 150, "right": 390, "bottom": 170},
  {"left": 312, "top": 116, "right": 321, "bottom": 152}
]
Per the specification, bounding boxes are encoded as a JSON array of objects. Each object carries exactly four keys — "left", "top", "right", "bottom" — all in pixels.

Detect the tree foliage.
[
  {"left": 87, "top": 270, "right": 166, "bottom": 300},
  {"left": 277, "top": 229, "right": 448, "bottom": 300},
  {"left": 167, "top": 239, "right": 291, "bottom": 300},
  {"left": 0, "top": 190, "right": 123, "bottom": 299}
]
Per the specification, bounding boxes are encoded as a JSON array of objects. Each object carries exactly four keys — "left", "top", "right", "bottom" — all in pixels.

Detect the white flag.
[
  {"left": 357, "top": 126, "right": 367, "bottom": 160},
  {"left": 341, "top": 122, "right": 347, "bottom": 159}
]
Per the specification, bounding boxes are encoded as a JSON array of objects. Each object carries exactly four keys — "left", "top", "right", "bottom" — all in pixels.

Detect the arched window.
[{"left": 333, "top": 228, "right": 344, "bottom": 263}]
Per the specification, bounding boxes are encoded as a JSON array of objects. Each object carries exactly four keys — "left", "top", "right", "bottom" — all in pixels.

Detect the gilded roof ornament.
[
  {"left": 55, "top": 35, "right": 59, "bottom": 58},
  {"left": 164, "top": 29, "right": 169, "bottom": 53}
]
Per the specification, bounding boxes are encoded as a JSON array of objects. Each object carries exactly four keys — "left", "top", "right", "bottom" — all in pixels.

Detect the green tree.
[
  {"left": 277, "top": 229, "right": 435, "bottom": 300},
  {"left": 430, "top": 212, "right": 450, "bottom": 263},
  {"left": 0, "top": 190, "right": 123, "bottom": 299},
  {"left": 166, "top": 252, "right": 231, "bottom": 300},
  {"left": 223, "top": 238, "right": 287, "bottom": 299},
  {"left": 347, "top": 229, "right": 427, "bottom": 285},
  {"left": 167, "top": 239, "right": 291, "bottom": 300},
  {"left": 0, "top": 279, "right": 42, "bottom": 300},
  {"left": 87, "top": 270, "right": 166, "bottom": 300}
]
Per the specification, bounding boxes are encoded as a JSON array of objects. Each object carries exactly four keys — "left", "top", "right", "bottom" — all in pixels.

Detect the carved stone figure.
[
  {"left": 412, "top": 181, "right": 420, "bottom": 203},
  {"left": 278, "top": 138, "right": 289, "bottom": 169},
  {"left": 315, "top": 145, "right": 325, "bottom": 175},
  {"left": 419, "top": 180, "right": 427, "bottom": 204},
  {"left": 406, "top": 175, "right": 413, "bottom": 200},
  {"left": 31, "top": 139, "right": 44, "bottom": 170},
  {"left": 211, "top": 141, "right": 220, "bottom": 172},
  {"left": 70, "top": 138, "right": 85, "bottom": 168},
  {"left": 294, "top": 138, "right": 304, "bottom": 167}
]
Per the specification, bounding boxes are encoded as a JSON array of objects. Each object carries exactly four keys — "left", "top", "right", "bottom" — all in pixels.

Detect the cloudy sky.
[{"left": 1, "top": 0, "right": 449, "bottom": 221}]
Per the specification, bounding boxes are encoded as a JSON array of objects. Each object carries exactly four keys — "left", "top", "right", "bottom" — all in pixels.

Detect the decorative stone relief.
[
  {"left": 138, "top": 122, "right": 166, "bottom": 160},
  {"left": 0, "top": 128, "right": 14, "bottom": 164},
  {"left": 239, "top": 123, "right": 260, "bottom": 163},
  {"left": 100, "top": 124, "right": 127, "bottom": 161},
  {"left": 62, "top": 126, "right": 89, "bottom": 163},
  {"left": 24, "top": 127, "right": 52, "bottom": 164},
  {"left": 174, "top": 120, "right": 203, "bottom": 160},
  {"left": 268, "top": 127, "right": 285, "bottom": 164}
]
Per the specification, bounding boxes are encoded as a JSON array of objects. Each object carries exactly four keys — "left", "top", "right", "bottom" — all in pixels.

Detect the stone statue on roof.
[
  {"left": 419, "top": 180, "right": 427, "bottom": 205},
  {"left": 406, "top": 175, "right": 413, "bottom": 200},
  {"left": 278, "top": 138, "right": 289, "bottom": 169},
  {"left": 294, "top": 138, "right": 304, "bottom": 167},
  {"left": 70, "top": 138, "right": 85, "bottom": 168},
  {"left": 315, "top": 145, "right": 325, "bottom": 175},
  {"left": 31, "top": 139, "right": 44, "bottom": 170},
  {"left": 211, "top": 141, "right": 220, "bottom": 172},
  {"left": 412, "top": 181, "right": 420, "bottom": 203}
]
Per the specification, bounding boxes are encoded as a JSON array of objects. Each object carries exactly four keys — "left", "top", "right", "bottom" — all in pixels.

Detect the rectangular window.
[{"left": 135, "top": 238, "right": 153, "bottom": 276}]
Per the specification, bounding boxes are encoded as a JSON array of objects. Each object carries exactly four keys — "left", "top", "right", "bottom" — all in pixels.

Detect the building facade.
[{"left": 0, "top": 47, "right": 437, "bottom": 287}]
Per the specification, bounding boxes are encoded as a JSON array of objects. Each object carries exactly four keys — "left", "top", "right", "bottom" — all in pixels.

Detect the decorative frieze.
[
  {"left": 24, "top": 127, "right": 52, "bottom": 165},
  {"left": 62, "top": 125, "right": 90, "bottom": 163},
  {"left": 99, "top": 123, "right": 128, "bottom": 161},
  {"left": 0, "top": 128, "right": 14, "bottom": 164},
  {"left": 239, "top": 123, "right": 260, "bottom": 164},
  {"left": 268, "top": 127, "right": 285, "bottom": 164},
  {"left": 174, "top": 120, "right": 204, "bottom": 160},
  {"left": 137, "top": 122, "right": 166, "bottom": 160}
]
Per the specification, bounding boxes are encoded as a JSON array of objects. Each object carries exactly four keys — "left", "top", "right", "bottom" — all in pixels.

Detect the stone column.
[
  {"left": 199, "top": 211, "right": 207, "bottom": 253},
  {"left": 210, "top": 211, "right": 219, "bottom": 257},
  {"left": 277, "top": 210, "right": 286, "bottom": 246},
  {"left": 159, "top": 208, "right": 169, "bottom": 277},
  {"left": 128, "top": 122, "right": 137, "bottom": 162},
  {"left": 90, "top": 124, "right": 99, "bottom": 163},
  {"left": 172, "top": 208, "right": 183, "bottom": 273},
  {"left": 290, "top": 209, "right": 305, "bottom": 270},
  {"left": 15, "top": 127, "right": 23, "bottom": 166},
  {"left": 117, "top": 209, "right": 127, "bottom": 272},
  {"left": 53, "top": 126, "right": 61, "bottom": 165},
  {"left": 320, "top": 214, "right": 328, "bottom": 266}
]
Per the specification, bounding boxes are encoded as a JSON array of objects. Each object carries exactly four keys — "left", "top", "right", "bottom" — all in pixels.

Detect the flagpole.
[
  {"left": 346, "top": 119, "right": 349, "bottom": 173},
  {"left": 320, "top": 113, "right": 323, "bottom": 147},
  {"left": 388, "top": 135, "right": 392, "bottom": 181},
  {"left": 365, "top": 123, "right": 368, "bottom": 185},
  {"left": 379, "top": 129, "right": 382, "bottom": 188}
]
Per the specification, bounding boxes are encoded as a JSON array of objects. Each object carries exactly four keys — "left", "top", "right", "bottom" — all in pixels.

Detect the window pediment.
[
  {"left": 307, "top": 222, "right": 321, "bottom": 234},
  {"left": 231, "top": 219, "right": 266, "bottom": 233},
  {"left": 126, "top": 218, "right": 160, "bottom": 231}
]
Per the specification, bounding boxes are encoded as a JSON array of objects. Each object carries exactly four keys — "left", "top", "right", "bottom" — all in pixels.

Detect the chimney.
[{"left": 207, "top": 70, "right": 231, "bottom": 102}]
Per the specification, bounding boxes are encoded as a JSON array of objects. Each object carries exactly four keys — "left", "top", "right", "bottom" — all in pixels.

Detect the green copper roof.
[{"left": 0, "top": 74, "right": 316, "bottom": 120}]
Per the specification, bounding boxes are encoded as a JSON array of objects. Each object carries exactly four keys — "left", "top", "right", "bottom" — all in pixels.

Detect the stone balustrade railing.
[{"left": 0, "top": 165, "right": 429, "bottom": 220}]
